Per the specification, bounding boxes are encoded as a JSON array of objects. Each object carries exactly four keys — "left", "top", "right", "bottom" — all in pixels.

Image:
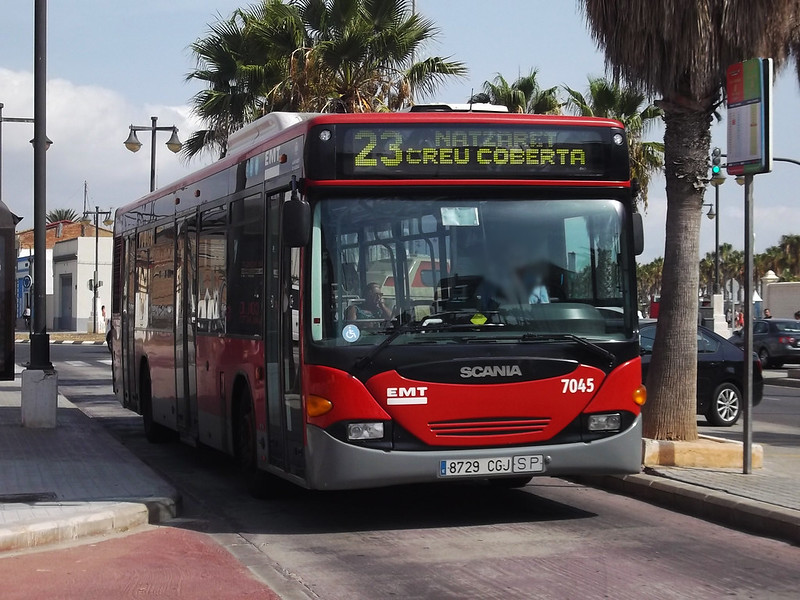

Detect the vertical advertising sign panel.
[{"left": 726, "top": 58, "right": 773, "bottom": 175}]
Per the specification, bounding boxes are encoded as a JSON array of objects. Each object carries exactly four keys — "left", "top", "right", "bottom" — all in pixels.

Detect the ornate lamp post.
[{"left": 124, "top": 116, "right": 182, "bottom": 192}]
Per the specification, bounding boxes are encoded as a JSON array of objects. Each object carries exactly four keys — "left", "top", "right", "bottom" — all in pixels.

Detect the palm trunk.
[{"left": 643, "top": 106, "right": 711, "bottom": 440}]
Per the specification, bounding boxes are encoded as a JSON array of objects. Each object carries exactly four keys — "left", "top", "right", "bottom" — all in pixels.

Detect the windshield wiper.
[
  {"left": 353, "top": 318, "right": 465, "bottom": 370},
  {"left": 519, "top": 333, "right": 616, "bottom": 368},
  {"left": 353, "top": 310, "right": 508, "bottom": 370}
]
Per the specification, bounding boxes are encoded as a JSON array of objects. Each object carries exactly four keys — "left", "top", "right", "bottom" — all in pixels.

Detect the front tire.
[
  {"left": 758, "top": 347, "right": 771, "bottom": 369},
  {"left": 706, "top": 382, "right": 742, "bottom": 427},
  {"left": 141, "top": 366, "right": 174, "bottom": 443},
  {"left": 234, "top": 387, "right": 270, "bottom": 497}
]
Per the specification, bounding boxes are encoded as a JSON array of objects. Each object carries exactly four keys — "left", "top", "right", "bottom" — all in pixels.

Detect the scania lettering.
[
  {"left": 460, "top": 365, "right": 523, "bottom": 378},
  {"left": 110, "top": 108, "right": 646, "bottom": 492}
]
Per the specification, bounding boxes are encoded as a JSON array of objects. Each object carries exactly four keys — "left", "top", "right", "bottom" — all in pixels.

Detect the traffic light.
[{"left": 711, "top": 147, "right": 722, "bottom": 176}]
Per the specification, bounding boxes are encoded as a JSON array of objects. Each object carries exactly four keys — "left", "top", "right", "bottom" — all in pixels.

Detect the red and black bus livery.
[{"left": 110, "top": 108, "right": 646, "bottom": 490}]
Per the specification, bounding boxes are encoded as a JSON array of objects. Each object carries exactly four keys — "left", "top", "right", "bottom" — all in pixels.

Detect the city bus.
[{"left": 110, "top": 107, "right": 646, "bottom": 491}]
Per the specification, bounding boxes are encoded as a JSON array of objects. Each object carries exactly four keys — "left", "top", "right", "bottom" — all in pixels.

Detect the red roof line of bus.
[
  {"left": 305, "top": 179, "right": 631, "bottom": 188},
  {"left": 118, "top": 112, "right": 626, "bottom": 214},
  {"left": 307, "top": 112, "right": 625, "bottom": 128}
]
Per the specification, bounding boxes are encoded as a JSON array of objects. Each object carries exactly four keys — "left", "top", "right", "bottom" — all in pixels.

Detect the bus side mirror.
[
  {"left": 632, "top": 212, "right": 644, "bottom": 256},
  {"left": 283, "top": 178, "right": 310, "bottom": 247}
]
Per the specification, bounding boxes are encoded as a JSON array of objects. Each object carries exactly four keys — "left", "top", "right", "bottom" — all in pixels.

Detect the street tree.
[
  {"left": 185, "top": 0, "right": 467, "bottom": 157},
  {"left": 469, "top": 70, "right": 560, "bottom": 114},
  {"left": 581, "top": 0, "right": 800, "bottom": 440},
  {"left": 46, "top": 208, "right": 78, "bottom": 224},
  {"left": 563, "top": 76, "right": 664, "bottom": 209}
]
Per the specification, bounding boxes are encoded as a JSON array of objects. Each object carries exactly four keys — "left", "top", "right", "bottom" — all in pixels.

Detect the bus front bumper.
[{"left": 303, "top": 415, "right": 642, "bottom": 490}]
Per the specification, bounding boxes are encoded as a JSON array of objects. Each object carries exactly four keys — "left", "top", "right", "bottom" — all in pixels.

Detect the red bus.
[{"left": 110, "top": 107, "right": 646, "bottom": 491}]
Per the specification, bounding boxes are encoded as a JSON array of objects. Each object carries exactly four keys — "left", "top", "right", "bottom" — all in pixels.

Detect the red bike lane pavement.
[{"left": 0, "top": 526, "right": 281, "bottom": 599}]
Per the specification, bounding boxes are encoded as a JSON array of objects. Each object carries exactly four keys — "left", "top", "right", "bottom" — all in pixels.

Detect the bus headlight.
[
  {"left": 587, "top": 413, "right": 622, "bottom": 432},
  {"left": 347, "top": 422, "right": 385, "bottom": 441}
]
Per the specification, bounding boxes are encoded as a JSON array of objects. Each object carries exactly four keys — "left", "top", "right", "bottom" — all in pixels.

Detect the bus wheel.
[
  {"left": 234, "top": 387, "right": 268, "bottom": 496},
  {"left": 141, "top": 366, "right": 173, "bottom": 443},
  {"left": 488, "top": 476, "right": 533, "bottom": 489}
]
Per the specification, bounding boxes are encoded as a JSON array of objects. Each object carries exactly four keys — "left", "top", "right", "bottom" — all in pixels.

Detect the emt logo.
[{"left": 386, "top": 386, "right": 428, "bottom": 405}]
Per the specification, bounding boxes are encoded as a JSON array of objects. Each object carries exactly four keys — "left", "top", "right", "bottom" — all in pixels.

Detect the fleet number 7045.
[{"left": 561, "top": 378, "right": 595, "bottom": 393}]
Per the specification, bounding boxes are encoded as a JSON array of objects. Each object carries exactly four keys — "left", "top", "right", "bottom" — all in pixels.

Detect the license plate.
[{"left": 438, "top": 455, "right": 544, "bottom": 478}]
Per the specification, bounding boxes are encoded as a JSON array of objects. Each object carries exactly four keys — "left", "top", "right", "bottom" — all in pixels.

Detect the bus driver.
[{"left": 346, "top": 282, "right": 393, "bottom": 322}]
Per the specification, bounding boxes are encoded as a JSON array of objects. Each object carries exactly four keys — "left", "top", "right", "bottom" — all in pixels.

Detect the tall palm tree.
[
  {"left": 46, "top": 208, "right": 78, "bottom": 224},
  {"left": 637, "top": 257, "right": 663, "bottom": 314},
  {"left": 563, "top": 77, "right": 664, "bottom": 209},
  {"left": 469, "top": 70, "right": 560, "bottom": 114},
  {"left": 699, "top": 252, "right": 715, "bottom": 297},
  {"left": 186, "top": 0, "right": 466, "bottom": 156},
  {"left": 282, "top": 0, "right": 468, "bottom": 113},
  {"left": 581, "top": 0, "right": 800, "bottom": 441}
]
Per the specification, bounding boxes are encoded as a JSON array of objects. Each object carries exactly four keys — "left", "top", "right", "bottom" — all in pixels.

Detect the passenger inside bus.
[{"left": 345, "top": 282, "right": 393, "bottom": 323}]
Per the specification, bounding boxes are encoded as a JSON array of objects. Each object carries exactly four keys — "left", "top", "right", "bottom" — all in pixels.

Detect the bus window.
[
  {"left": 227, "top": 195, "right": 264, "bottom": 336},
  {"left": 149, "top": 224, "right": 175, "bottom": 330},
  {"left": 198, "top": 206, "right": 227, "bottom": 334}
]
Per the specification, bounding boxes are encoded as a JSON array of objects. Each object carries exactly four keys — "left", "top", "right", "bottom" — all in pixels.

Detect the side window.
[
  {"left": 227, "top": 195, "right": 264, "bottom": 336},
  {"left": 198, "top": 206, "right": 227, "bottom": 334},
  {"left": 754, "top": 321, "right": 768, "bottom": 335},
  {"left": 135, "top": 230, "right": 152, "bottom": 329},
  {"left": 698, "top": 331, "right": 720, "bottom": 354},
  {"left": 149, "top": 223, "right": 175, "bottom": 330}
]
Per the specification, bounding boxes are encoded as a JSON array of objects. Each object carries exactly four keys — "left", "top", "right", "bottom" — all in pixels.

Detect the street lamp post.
[
  {"left": 710, "top": 173, "right": 726, "bottom": 294},
  {"left": 0, "top": 103, "right": 35, "bottom": 211},
  {"left": 124, "top": 116, "right": 182, "bottom": 192},
  {"left": 81, "top": 207, "right": 113, "bottom": 334},
  {"left": 0, "top": 103, "right": 52, "bottom": 332},
  {"left": 702, "top": 201, "right": 718, "bottom": 296}
]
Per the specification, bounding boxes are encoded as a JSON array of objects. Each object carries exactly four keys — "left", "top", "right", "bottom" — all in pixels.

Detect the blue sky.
[{"left": 1, "top": 0, "right": 798, "bottom": 263}]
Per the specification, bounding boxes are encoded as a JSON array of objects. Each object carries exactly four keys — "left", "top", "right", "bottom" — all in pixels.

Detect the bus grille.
[{"left": 429, "top": 417, "right": 551, "bottom": 437}]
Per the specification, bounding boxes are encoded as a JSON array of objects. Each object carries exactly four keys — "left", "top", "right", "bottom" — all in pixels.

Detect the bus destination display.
[{"left": 337, "top": 123, "right": 618, "bottom": 179}]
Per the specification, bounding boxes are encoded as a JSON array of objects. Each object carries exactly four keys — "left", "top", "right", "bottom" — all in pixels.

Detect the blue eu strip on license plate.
[{"left": 438, "top": 455, "right": 544, "bottom": 477}]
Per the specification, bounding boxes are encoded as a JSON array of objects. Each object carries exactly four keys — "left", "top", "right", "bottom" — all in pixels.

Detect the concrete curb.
[
  {"left": 0, "top": 502, "right": 148, "bottom": 553},
  {"left": 0, "top": 496, "right": 180, "bottom": 554},
  {"left": 575, "top": 472, "right": 800, "bottom": 546}
]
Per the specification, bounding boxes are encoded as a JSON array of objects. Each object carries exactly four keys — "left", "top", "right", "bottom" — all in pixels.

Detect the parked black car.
[
  {"left": 640, "top": 323, "right": 763, "bottom": 426},
  {"left": 729, "top": 318, "right": 800, "bottom": 368}
]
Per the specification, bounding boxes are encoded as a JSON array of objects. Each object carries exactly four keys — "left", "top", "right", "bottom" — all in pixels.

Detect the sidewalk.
[
  {"left": 581, "top": 369, "right": 800, "bottom": 545},
  {"left": 1, "top": 354, "right": 799, "bottom": 558},
  {"left": 0, "top": 374, "right": 179, "bottom": 552}
]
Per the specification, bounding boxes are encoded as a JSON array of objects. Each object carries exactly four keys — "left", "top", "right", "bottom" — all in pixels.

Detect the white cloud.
[{"left": 1, "top": 68, "right": 213, "bottom": 227}]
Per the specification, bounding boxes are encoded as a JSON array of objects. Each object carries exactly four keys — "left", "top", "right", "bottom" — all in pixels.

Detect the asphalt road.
[{"left": 17, "top": 344, "right": 800, "bottom": 599}]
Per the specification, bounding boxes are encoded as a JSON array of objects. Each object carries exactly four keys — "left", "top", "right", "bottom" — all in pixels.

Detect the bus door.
[
  {"left": 264, "top": 192, "right": 305, "bottom": 477},
  {"left": 175, "top": 215, "right": 198, "bottom": 442},
  {"left": 122, "top": 233, "right": 137, "bottom": 409}
]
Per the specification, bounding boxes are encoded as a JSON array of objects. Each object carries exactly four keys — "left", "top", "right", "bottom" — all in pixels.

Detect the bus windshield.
[{"left": 310, "top": 195, "right": 633, "bottom": 346}]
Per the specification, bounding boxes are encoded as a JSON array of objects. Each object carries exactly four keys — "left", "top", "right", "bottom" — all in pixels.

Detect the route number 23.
[{"left": 560, "top": 378, "right": 595, "bottom": 394}]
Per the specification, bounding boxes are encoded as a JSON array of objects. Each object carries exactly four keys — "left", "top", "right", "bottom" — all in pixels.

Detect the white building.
[{"left": 16, "top": 220, "right": 113, "bottom": 332}]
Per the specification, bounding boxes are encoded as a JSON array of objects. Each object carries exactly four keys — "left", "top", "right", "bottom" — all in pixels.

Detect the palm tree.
[
  {"left": 563, "top": 77, "right": 664, "bottom": 209},
  {"left": 277, "top": 0, "right": 468, "bottom": 113},
  {"left": 46, "top": 208, "right": 78, "bottom": 224},
  {"left": 185, "top": 3, "right": 286, "bottom": 159},
  {"left": 185, "top": 0, "right": 467, "bottom": 157},
  {"left": 469, "top": 70, "right": 560, "bottom": 114},
  {"left": 699, "top": 252, "right": 714, "bottom": 297},
  {"left": 581, "top": 0, "right": 800, "bottom": 441}
]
